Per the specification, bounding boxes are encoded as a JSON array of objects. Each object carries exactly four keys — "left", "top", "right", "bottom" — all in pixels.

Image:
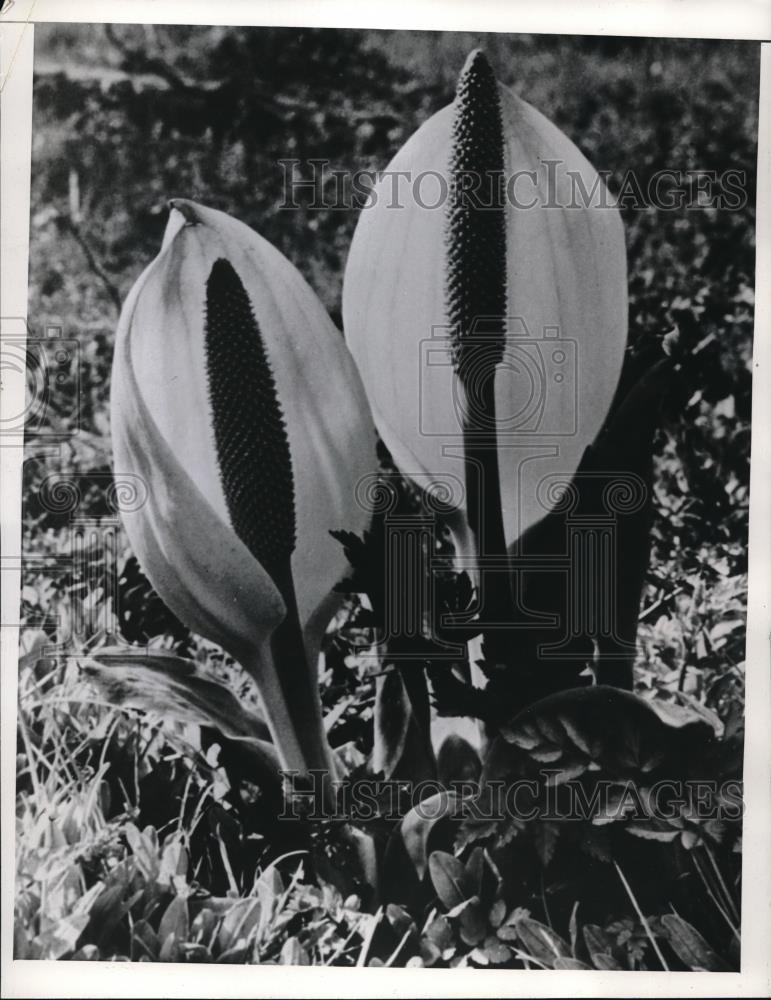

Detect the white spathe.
[
  {"left": 111, "top": 200, "right": 376, "bottom": 777},
  {"left": 343, "top": 84, "right": 627, "bottom": 545}
]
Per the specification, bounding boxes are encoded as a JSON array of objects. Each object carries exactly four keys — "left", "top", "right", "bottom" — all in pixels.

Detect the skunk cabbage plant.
[
  {"left": 111, "top": 200, "right": 375, "bottom": 783},
  {"left": 343, "top": 50, "right": 628, "bottom": 555}
]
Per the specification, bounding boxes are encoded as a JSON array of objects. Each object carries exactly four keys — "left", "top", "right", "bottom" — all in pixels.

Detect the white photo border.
[{"left": 2, "top": 3, "right": 769, "bottom": 997}]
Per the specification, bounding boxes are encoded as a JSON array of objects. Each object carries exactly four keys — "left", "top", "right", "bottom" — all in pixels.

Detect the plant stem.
[
  {"left": 244, "top": 562, "right": 339, "bottom": 814},
  {"left": 463, "top": 369, "right": 511, "bottom": 660},
  {"left": 614, "top": 861, "right": 670, "bottom": 971}
]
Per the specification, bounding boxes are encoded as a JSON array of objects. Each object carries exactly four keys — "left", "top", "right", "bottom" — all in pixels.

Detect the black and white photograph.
[{"left": 1, "top": 3, "right": 769, "bottom": 996}]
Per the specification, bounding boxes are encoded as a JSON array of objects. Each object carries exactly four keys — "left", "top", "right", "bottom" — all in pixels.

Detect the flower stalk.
[{"left": 446, "top": 50, "right": 512, "bottom": 643}]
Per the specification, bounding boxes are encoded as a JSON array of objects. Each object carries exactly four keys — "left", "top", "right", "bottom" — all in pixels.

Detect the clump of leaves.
[{"left": 15, "top": 815, "right": 373, "bottom": 964}]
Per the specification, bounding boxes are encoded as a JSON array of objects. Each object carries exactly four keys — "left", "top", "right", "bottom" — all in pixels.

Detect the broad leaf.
[
  {"left": 661, "top": 914, "right": 728, "bottom": 971},
  {"left": 583, "top": 923, "right": 614, "bottom": 956},
  {"left": 425, "top": 915, "right": 454, "bottom": 953},
  {"left": 532, "top": 821, "right": 561, "bottom": 867},
  {"left": 458, "top": 898, "right": 487, "bottom": 947},
  {"left": 428, "top": 851, "right": 473, "bottom": 909},
  {"left": 399, "top": 790, "right": 459, "bottom": 880},
  {"left": 501, "top": 686, "right": 716, "bottom": 777},
  {"left": 86, "top": 648, "right": 283, "bottom": 796},
  {"left": 85, "top": 648, "right": 275, "bottom": 754},
  {"left": 512, "top": 916, "right": 569, "bottom": 968},
  {"left": 157, "top": 895, "right": 189, "bottom": 962},
  {"left": 373, "top": 668, "right": 436, "bottom": 782}
]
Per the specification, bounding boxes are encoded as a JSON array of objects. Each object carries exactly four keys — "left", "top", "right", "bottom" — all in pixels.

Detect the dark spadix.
[{"left": 446, "top": 48, "right": 507, "bottom": 379}]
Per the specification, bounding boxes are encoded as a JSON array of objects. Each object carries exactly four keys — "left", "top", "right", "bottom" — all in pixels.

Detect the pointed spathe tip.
[
  {"left": 162, "top": 199, "right": 204, "bottom": 250},
  {"left": 167, "top": 198, "right": 202, "bottom": 225}
]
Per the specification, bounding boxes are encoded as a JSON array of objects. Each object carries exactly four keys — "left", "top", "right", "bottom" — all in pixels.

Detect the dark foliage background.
[{"left": 17, "top": 24, "right": 756, "bottom": 966}]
